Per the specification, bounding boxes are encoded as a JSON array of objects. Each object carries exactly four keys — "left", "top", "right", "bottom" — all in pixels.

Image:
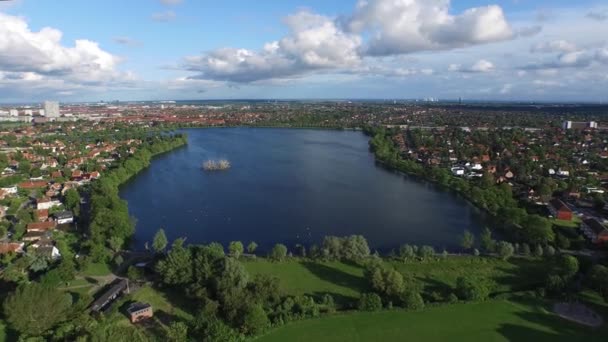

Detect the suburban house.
[
  {"left": 581, "top": 218, "right": 608, "bottom": 244},
  {"left": 29, "top": 243, "right": 61, "bottom": 260},
  {"left": 22, "top": 231, "right": 51, "bottom": 242},
  {"left": 26, "top": 221, "right": 57, "bottom": 233},
  {"left": 55, "top": 211, "right": 74, "bottom": 225},
  {"left": 127, "top": 302, "right": 153, "bottom": 323},
  {"left": 91, "top": 279, "right": 129, "bottom": 314},
  {"left": 36, "top": 209, "right": 49, "bottom": 222},
  {"left": 36, "top": 197, "right": 62, "bottom": 210},
  {"left": 0, "top": 242, "right": 24, "bottom": 255},
  {"left": 548, "top": 199, "right": 573, "bottom": 221},
  {"left": 18, "top": 181, "right": 48, "bottom": 189}
]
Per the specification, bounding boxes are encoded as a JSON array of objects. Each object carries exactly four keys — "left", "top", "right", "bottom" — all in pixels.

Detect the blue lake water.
[{"left": 120, "top": 128, "right": 483, "bottom": 252}]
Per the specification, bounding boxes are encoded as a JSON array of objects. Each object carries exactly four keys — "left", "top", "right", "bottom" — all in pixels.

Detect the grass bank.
[{"left": 256, "top": 298, "right": 605, "bottom": 342}]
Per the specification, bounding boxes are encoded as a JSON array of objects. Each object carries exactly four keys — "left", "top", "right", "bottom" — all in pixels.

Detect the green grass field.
[
  {"left": 244, "top": 256, "right": 546, "bottom": 304},
  {"left": 257, "top": 299, "right": 604, "bottom": 342},
  {"left": 82, "top": 262, "right": 112, "bottom": 277}
]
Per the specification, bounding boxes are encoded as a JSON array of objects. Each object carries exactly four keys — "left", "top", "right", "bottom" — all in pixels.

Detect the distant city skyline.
[{"left": 0, "top": 0, "right": 607, "bottom": 102}]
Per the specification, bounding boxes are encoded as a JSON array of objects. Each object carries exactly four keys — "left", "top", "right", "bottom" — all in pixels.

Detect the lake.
[{"left": 120, "top": 128, "right": 484, "bottom": 252}]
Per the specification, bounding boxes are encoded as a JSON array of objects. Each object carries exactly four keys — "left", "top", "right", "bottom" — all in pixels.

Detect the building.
[
  {"left": 90, "top": 279, "right": 129, "bottom": 313},
  {"left": 55, "top": 211, "right": 74, "bottom": 225},
  {"left": 43, "top": 101, "right": 60, "bottom": 118},
  {"left": 581, "top": 218, "right": 608, "bottom": 244},
  {"left": 8, "top": 109, "right": 18, "bottom": 117},
  {"left": 548, "top": 199, "right": 573, "bottom": 221},
  {"left": 127, "top": 302, "right": 153, "bottom": 323},
  {"left": 26, "top": 221, "right": 57, "bottom": 233},
  {"left": 36, "top": 197, "right": 61, "bottom": 210},
  {"left": 562, "top": 121, "right": 598, "bottom": 130},
  {"left": 0, "top": 242, "right": 24, "bottom": 255}
]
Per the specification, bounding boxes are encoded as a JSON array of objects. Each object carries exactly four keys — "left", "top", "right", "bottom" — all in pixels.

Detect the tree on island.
[
  {"left": 153, "top": 228, "right": 168, "bottom": 254},
  {"left": 228, "top": 241, "right": 244, "bottom": 259},
  {"left": 460, "top": 230, "right": 475, "bottom": 251},
  {"left": 247, "top": 241, "right": 258, "bottom": 254}
]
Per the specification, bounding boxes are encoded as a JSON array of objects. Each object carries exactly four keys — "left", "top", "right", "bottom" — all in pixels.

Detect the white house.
[
  {"left": 55, "top": 211, "right": 74, "bottom": 225},
  {"left": 36, "top": 198, "right": 62, "bottom": 210}
]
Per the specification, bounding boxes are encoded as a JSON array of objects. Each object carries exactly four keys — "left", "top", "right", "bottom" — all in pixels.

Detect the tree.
[
  {"left": 152, "top": 229, "right": 168, "bottom": 254},
  {"left": 403, "top": 291, "right": 425, "bottom": 310},
  {"left": 155, "top": 238, "right": 192, "bottom": 285},
  {"left": 455, "top": 276, "right": 490, "bottom": 301},
  {"left": 241, "top": 304, "right": 269, "bottom": 336},
  {"left": 588, "top": 265, "right": 608, "bottom": 300},
  {"left": 460, "top": 230, "right": 475, "bottom": 251},
  {"left": 63, "top": 189, "right": 80, "bottom": 214},
  {"left": 398, "top": 244, "right": 415, "bottom": 260},
  {"left": 269, "top": 244, "right": 288, "bottom": 261},
  {"left": 533, "top": 245, "right": 544, "bottom": 257},
  {"left": 497, "top": 241, "right": 514, "bottom": 260},
  {"left": 418, "top": 245, "right": 435, "bottom": 259},
  {"left": 228, "top": 241, "right": 244, "bottom": 259},
  {"left": 521, "top": 215, "right": 555, "bottom": 244},
  {"left": 166, "top": 322, "right": 188, "bottom": 342},
  {"left": 480, "top": 227, "right": 495, "bottom": 252},
  {"left": 4, "top": 283, "right": 72, "bottom": 336},
  {"left": 57, "top": 258, "right": 76, "bottom": 282},
  {"left": 545, "top": 245, "right": 556, "bottom": 257},
  {"left": 247, "top": 241, "right": 258, "bottom": 254},
  {"left": 358, "top": 293, "right": 383, "bottom": 311},
  {"left": 556, "top": 255, "right": 579, "bottom": 279}
]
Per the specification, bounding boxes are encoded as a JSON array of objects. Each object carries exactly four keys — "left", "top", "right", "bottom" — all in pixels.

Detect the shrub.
[{"left": 358, "top": 293, "right": 383, "bottom": 311}]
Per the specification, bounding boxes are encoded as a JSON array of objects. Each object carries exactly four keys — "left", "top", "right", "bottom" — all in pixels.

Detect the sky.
[{"left": 0, "top": 0, "right": 607, "bottom": 102}]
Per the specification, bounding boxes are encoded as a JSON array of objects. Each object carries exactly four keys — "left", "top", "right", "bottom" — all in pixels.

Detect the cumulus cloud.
[
  {"left": 0, "top": 12, "right": 133, "bottom": 99},
  {"left": 346, "top": 0, "right": 513, "bottom": 56},
  {"left": 0, "top": 12, "right": 124, "bottom": 82},
  {"left": 183, "top": 11, "right": 361, "bottom": 82},
  {"left": 152, "top": 10, "right": 176, "bottom": 22},
  {"left": 531, "top": 40, "right": 577, "bottom": 53},
  {"left": 523, "top": 47, "right": 608, "bottom": 70},
  {"left": 449, "top": 59, "right": 495, "bottom": 73}
]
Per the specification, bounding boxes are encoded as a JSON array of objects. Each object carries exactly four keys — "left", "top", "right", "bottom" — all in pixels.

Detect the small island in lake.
[{"left": 203, "top": 159, "right": 231, "bottom": 171}]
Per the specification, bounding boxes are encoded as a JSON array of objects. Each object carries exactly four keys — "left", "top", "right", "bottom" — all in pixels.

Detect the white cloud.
[
  {"left": 151, "top": 11, "right": 176, "bottom": 22},
  {"left": 531, "top": 40, "right": 577, "bottom": 53},
  {"left": 0, "top": 12, "right": 134, "bottom": 99},
  {"left": 346, "top": 0, "right": 513, "bottom": 56},
  {"left": 0, "top": 12, "right": 124, "bottom": 82},
  {"left": 449, "top": 59, "right": 494, "bottom": 73},
  {"left": 183, "top": 11, "right": 361, "bottom": 82}
]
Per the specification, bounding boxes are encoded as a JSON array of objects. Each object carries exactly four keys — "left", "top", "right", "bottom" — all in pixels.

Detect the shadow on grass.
[
  {"left": 497, "top": 310, "right": 600, "bottom": 342},
  {"left": 301, "top": 262, "right": 368, "bottom": 291},
  {"left": 300, "top": 261, "right": 368, "bottom": 307}
]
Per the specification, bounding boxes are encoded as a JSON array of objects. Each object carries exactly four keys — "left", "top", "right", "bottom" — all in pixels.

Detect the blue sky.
[{"left": 0, "top": 0, "right": 607, "bottom": 102}]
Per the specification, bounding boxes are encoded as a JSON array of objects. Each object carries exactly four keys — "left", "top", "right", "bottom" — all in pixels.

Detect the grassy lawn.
[
  {"left": 551, "top": 216, "right": 582, "bottom": 229},
  {"left": 389, "top": 256, "right": 547, "bottom": 294},
  {"left": 244, "top": 256, "right": 547, "bottom": 304},
  {"left": 128, "top": 285, "right": 194, "bottom": 322},
  {"left": 256, "top": 299, "right": 605, "bottom": 342},
  {"left": 81, "top": 262, "right": 112, "bottom": 277},
  {"left": 244, "top": 259, "right": 367, "bottom": 304},
  {"left": 102, "top": 285, "right": 195, "bottom": 339}
]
